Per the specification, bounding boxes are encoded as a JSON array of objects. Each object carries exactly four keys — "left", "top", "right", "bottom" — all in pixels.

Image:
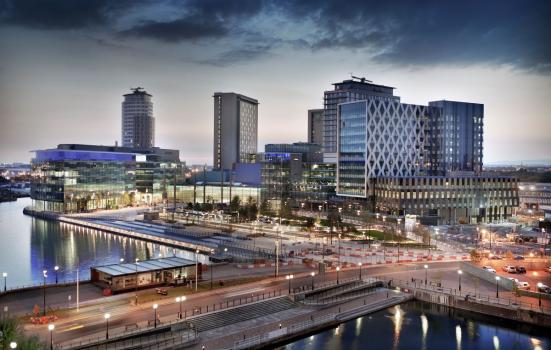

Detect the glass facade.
[
  {"left": 167, "top": 185, "right": 261, "bottom": 205},
  {"left": 338, "top": 102, "right": 367, "bottom": 197},
  {"left": 31, "top": 147, "right": 181, "bottom": 213}
]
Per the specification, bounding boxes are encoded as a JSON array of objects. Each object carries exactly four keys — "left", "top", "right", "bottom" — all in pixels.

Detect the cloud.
[
  {"left": 1, "top": 0, "right": 550, "bottom": 71},
  {"left": 198, "top": 43, "right": 275, "bottom": 66},
  {"left": 0, "top": 0, "right": 136, "bottom": 29}
]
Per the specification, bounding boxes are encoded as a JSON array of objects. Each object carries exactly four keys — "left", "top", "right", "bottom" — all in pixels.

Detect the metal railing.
[
  {"left": 233, "top": 313, "right": 336, "bottom": 349},
  {"left": 378, "top": 276, "right": 551, "bottom": 315}
]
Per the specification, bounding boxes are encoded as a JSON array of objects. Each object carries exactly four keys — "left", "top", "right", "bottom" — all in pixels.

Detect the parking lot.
[{"left": 477, "top": 257, "right": 551, "bottom": 292}]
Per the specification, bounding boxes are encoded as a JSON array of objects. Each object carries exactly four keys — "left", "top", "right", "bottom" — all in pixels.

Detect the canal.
[
  {"left": 0, "top": 198, "right": 208, "bottom": 288},
  {"left": 283, "top": 300, "right": 550, "bottom": 350}
]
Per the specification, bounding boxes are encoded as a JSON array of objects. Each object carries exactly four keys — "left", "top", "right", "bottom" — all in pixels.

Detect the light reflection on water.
[
  {"left": 283, "top": 301, "right": 551, "bottom": 350},
  {"left": 0, "top": 198, "right": 207, "bottom": 287}
]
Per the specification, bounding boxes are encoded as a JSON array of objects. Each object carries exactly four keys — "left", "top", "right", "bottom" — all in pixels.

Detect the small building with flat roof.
[{"left": 91, "top": 256, "right": 201, "bottom": 293}]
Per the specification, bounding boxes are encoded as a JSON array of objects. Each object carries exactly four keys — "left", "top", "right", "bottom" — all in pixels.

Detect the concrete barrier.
[{"left": 460, "top": 262, "right": 515, "bottom": 291}]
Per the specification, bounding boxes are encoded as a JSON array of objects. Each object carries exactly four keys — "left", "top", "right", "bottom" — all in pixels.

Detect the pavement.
[{"left": 11, "top": 260, "right": 550, "bottom": 348}]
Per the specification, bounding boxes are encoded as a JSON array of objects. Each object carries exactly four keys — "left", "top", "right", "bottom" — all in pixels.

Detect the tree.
[{"left": 230, "top": 195, "right": 240, "bottom": 212}]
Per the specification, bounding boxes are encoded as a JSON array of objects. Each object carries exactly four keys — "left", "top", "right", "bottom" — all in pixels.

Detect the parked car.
[
  {"left": 514, "top": 255, "right": 525, "bottom": 260},
  {"left": 490, "top": 255, "right": 503, "bottom": 260},
  {"left": 515, "top": 266, "right": 526, "bottom": 274},
  {"left": 547, "top": 266, "right": 551, "bottom": 273},
  {"left": 483, "top": 266, "right": 496, "bottom": 273},
  {"left": 502, "top": 265, "right": 517, "bottom": 273},
  {"left": 537, "top": 284, "right": 551, "bottom": 294},
  {"left": 508, "top": 277, "right": 520, "bottom": 284},
  {"left": 517, "top": 281, "right": 530, "bottom": 290}
]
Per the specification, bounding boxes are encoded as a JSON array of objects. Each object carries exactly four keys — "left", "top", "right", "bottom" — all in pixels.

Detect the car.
[
  {"left": 155, "top": 288, "right": 168, "bottom": 295},
  {"left": 490, "top": 255, "right": 503, "bottom": 260},
  {"left": 508, "top": 277, "right": 520, "bottom": 284},
  {"left": 515, "top": 266, "right": 526, "bottom": 274},
  {"left": 482, "top": 266, "right": 496, "bottom": 273},
  {"left": 514, "top": 255, "right": 525, "bottom": 260},
  {"left": 517, "top": 281, "right": 530, "bottom": 290},
  {"left": 537, "top": 284, "right": 551, "bottom": 294},
  {"left": 547, "top": 266, "right": 551, "bottom": 273},
  {"left": 502, "top": 265, "right": 517, "bottom": 273}
]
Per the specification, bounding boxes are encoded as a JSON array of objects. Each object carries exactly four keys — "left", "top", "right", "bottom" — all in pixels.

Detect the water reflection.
[
  {"left": 284, "top": 301, "right": 551, "bottom": 350},
  {"left": 0, "top": 198, "right": 207, "bottom": 287}
]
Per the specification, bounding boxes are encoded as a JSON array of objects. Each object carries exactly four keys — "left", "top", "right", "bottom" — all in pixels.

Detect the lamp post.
[
  {"left": 358, "top": 262, "right": 362, "bottom": 280},
  {"left": 210, "top": 249, "right": 214, "bottom": 290},
  {"left": 134, "top": 258, "right": 139, "bottom": 305},
  {"left": 43, "top": 270, "right": 48, "bottom": 316},
  {"left": 310, "top": 272, "right": 315, "bottom": 290},
  {"left": 286, "top": 275, "right": 294, "bottom": 294},
  {"left": 153, "top": 304, "right": 158, "bottom": 328},
  {"left": 424, "top": 264, "right": 428, "bottom": 285},
  {"left": 537, "top": 282, "right": 543, "bottom": 308},
  {"left": 336, "top": 266, "right": 340, "bottom": 284},
  {"left": 104, "top": 313, "right": 110, "bottom": 339},
  {"left": 10, "top": 342, "right": 17, "bottom": 349},
  {"left": 495, "top": 276, "right": 500, "bottom": 298},
  {"left": 48, "top": 324, "right": 54, "bottom": 350},
  {"left": 2, "top": 272, "right": 6, "bottom": 292},
  {"left": 195, "top": 249, "right": 199, "bottom": 292},
  {"left": 54, "top": 266, "right": 59, "bottom": 284},
  {"left": 457, "top": 270, "right": 463, "bottom": 294},
  {"left": 176, "top": 296, "right": 186, "bottom": 319}
]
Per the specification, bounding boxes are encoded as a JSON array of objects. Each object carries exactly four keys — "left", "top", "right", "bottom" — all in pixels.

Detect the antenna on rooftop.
[
  {"left": 351, "top": 75, "right": 372, "bottom": 84},
  {"left": 131, "top": 87, "right": 144, "bottom": 93}
]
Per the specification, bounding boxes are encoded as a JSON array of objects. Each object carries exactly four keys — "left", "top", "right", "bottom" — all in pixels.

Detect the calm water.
[
  {"left": 0, "top": 198, "right": 207, "bottom": 288},
  {"left": 284, "top": 301, "right": 551, "bottom": 350}
]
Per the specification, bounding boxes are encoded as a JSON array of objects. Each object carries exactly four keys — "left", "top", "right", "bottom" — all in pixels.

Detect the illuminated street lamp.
[
  {"left": 43, "top": 270, "right": 48, "bottom": 316},
  {"left": 176, "top": 296, "right": 186, "bottom": 319},
  {"left": 9, "top": 342, "right": 17, "bottom": 349},
  {"left": 336, "top": 266, "right": 340, "bottom": 284},
  {"left": 286, "top": 274, "right": 294, "bottom": 294},
  {"left": 457, "top": 270, "right": 463, "bottom": 294},
  {"left": 195, "top": 249, "right": 200, "bottom": 291},
  {"left": 310, "top": 272, "right": 315, "bottom": 290},
  {"left": 153, "top": 304, "right": 159, "bottom": 328},
  {"left": 424, "top": 265, "right": 428, "bottom": 285},
  {"left": 2, "top": 272, "right": 6, "bottom": 292},
  {"left": 495, "top": 276, "right": 501, "bottom": 298},
  {"left": 104, "top": 313, "right": 110, "bottom": 339},
  {"left": 358, "top": 262, "right": 362, "bottom": 280},
  {"left": 54, "top": 266, "right": 59, "bottom": 284},
  {"left": 48, "top": 324, "right": 55, "bottom": 350}
]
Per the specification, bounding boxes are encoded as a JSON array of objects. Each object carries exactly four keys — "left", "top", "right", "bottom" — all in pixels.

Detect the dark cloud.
[
  {"left": 277, "top": 0, "right": 551, "bottom": 72},
  {"left": 198, "top": 43, "right": 275, "bottom": 66},
  {"left": 0, "top": 0, "right": 135, "bottom": 29},
  {"left": 1, "top": 0, "right": 550, "bottom": 71}
]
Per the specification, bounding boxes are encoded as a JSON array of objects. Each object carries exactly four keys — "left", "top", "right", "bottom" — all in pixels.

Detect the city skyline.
[{"left": 1, "top": 1, "right": 550, "bottom": 165}]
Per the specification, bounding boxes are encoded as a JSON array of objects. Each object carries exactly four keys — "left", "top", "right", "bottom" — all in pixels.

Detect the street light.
[
  {"left": 176, "top": 296, "right": 186, "bottom": 319},
  {"left": 537, "top": 282, "right": 543, "bottom": 307},
  {"left": 310, "top": 272, "right": 315, "bottom": 290},
  {"left": 358, "top": 262, "right": 362, "bottom": 280},
  {"left": 424, "top": 264, "right": 428, "bottom": 285},
  {"left": 495, "top": 276, "right": 500, "bottom": 298},
  {"left": 153, "top": 304, "right": 159, "bottom": 328},
  {"left": 43, "top": 270, "right": 48, "bottom": 316},
  {"left": 134, "top": 258, "right": 140, "bottom": 305},
  {"left": 9, "top": 342, "right": 17, "bottom": 349},
  {"left": 120, "top": 258, "right": 125, "bottom": 263},
  {"left": 195, "top": 249, "right": 199, "bottom": 292},
  {"left": 48, "top": 324, "right": 55, "bottom": 350},
  {"left": 457, "top": 270, "right": 463, "bottom": 294},
  {"left": 336, "top": 266, "right": 340, "bottom": 284},
  {"left": 286, "top": 274, "right": 294, "bottom": 294},
  {"left": 2, "top": 272, "right": 6, "bottom": 292},
  {"left": 104, "top": 313, "right": 110, "bottom": 339},
  {"left": 54, "top": 266, "right": 59, "bottom": 284}
]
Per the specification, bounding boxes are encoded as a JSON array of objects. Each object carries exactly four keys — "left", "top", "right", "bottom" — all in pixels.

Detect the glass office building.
[{"left": 31, "top": 144, "right": 182, "bottom": 213}]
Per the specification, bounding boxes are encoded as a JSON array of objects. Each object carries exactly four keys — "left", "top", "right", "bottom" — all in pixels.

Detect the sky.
[{"left": 0, "top": 0, "right": 550, "bottom": 165}]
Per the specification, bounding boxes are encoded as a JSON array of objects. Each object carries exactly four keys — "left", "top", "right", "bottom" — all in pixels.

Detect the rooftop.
[{"left": 92, "top": 256, "right": 196, "bottom": 277}]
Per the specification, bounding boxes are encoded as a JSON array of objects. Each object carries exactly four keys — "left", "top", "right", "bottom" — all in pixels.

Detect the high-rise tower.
[
  {"left": 213, "top": 92, "right": 258, "bottom": 170},
  {"left": 122, "top": 87, "right": 154, "bottom": 148}
]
